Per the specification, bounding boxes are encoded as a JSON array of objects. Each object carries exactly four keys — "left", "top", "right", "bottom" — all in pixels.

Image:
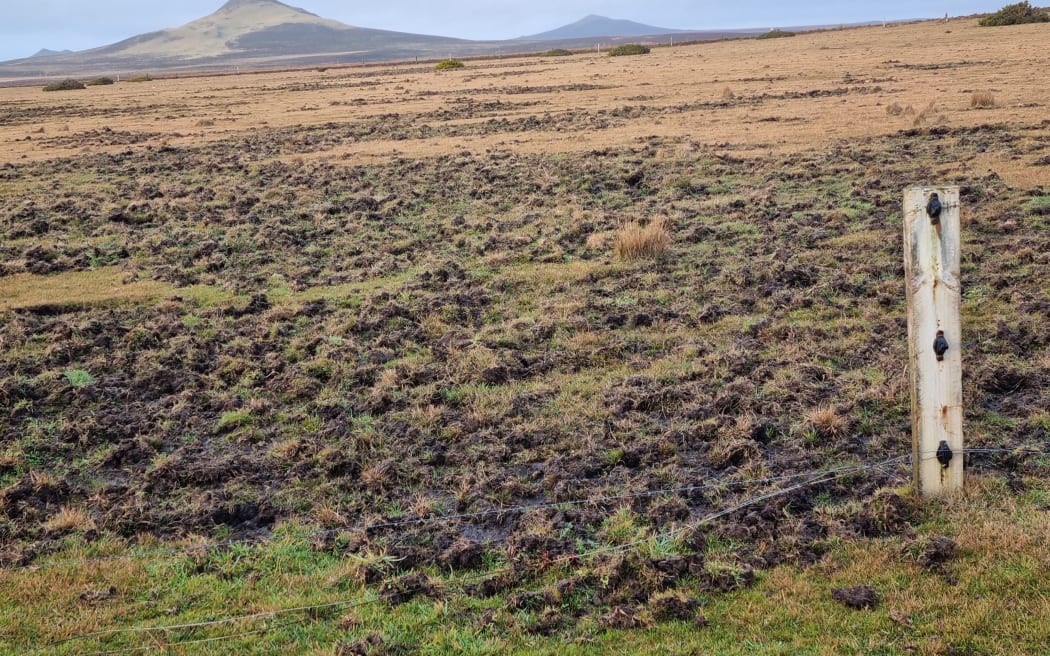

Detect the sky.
[{"left": 0, "top": 0, "right": 1012, "bottom": 62}]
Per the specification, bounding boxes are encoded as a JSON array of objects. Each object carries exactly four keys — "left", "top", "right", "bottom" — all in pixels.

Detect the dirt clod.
[
  {"left": 437, "top": 538, "right": 485, "bottom": 570},
  {"left": 649, "top": 591, "right": 700, "bottom": 621},
  {"left": 831, "top": 585, "right": 880, "bottom": 610},
  {"left": 598, "top": 605, "right": 650, "bottom": 629},
  {"left": 920, "top": 536, "right": 957, "bottom": 569},
  {"left": 379, "top": 572, "right": 435, "bottom": 606}
]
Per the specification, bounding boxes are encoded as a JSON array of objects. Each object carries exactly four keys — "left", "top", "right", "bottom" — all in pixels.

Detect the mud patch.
[{"left": 831, "top": 585, "right": 880, "bottom": 610}]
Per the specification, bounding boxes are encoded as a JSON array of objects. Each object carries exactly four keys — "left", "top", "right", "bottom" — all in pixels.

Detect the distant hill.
[
  {"left": 0, "top": 1, "right": 788, "bottom": 81},
  {"left": 521, "top": 15, "right": 688, "bottom": 40},
  {"left": 29, "top": 49, "right": 74, "bottom": 58},
  {"left": 0, "top": 0, "right": 471, "bottom": 77},
  {"left": 89, "top": 0, "right": 465, "bottom": 60}
]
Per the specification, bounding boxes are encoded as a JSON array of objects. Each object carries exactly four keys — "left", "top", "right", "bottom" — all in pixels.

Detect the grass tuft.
[
  {"left": 613, "top": 216, "right": 671, "bottom": 261},
  {"left": 971, "top": 91, "right": 996, "bottom": 108},
  {"left": 64, "top": 369, "right": 96, "bottom": 388},
  {"left": 43, "top": 506, "right": 96, "bottom": 533},
  {"left": 806, "top": 405, "right": 847, "bottom": 439}
]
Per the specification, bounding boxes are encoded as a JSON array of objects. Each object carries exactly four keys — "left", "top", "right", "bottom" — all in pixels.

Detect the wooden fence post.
[{"left": 904, "top": 186, "right": 964, "bottom": 496}]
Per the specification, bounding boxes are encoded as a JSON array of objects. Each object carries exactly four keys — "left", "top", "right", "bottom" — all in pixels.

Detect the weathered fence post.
[{"left": 904, "top": 186, "right": 964, "bottom": 495}]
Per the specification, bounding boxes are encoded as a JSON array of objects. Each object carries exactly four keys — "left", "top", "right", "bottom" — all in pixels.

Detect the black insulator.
[
  {"left": 933, "top": 330, "right": 949, "bottom": 361},
  {"left": 927, "top": 193, "right": 942, "bottom": 224},
  {"left": 936, "top": 441, "right": 953, "bottom": 468}
]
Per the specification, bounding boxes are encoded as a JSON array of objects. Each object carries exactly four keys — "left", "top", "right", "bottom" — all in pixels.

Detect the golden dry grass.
[
  {"left": 0, "top": 267, "right": 171, "bottom": 310},
  {"left": 614, "top": 216, "right": 671, "bottom": 261},
  {"left": 970, "top": 91, "right": 996, "bottom": 108},
  {"left": 806, "top": 405, "right": 848, "bottom": 438},
  {"left": 42, "top": 506, "right": 96, "bottom": 533},
  {"left": 0, "top": 17, "right": 1048, "bottom": 191}
]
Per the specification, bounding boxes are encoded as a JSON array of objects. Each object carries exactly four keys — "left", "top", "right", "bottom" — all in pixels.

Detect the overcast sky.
[{"left": 0, "top": 0, "right": 1010, "bottom": 62}]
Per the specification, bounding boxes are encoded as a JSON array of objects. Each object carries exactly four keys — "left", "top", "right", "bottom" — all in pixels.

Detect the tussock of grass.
[
  {"left": 63, "top": 369, "right": 96, "bottom": 388},
  {"left": 42, "top": 506, "right": 96, "bottom": 533},
  {"left": 613, "top": 216, "right": 671, "bottom": 261},
  {"left": 805, "top": 405, "right": 847, "bottom": 439},
  {"left": 435, "top": 59, "right": 465, "bottom": 70},
  {"left": 971, "top": 91, "right": 996, "bottom": 108}
]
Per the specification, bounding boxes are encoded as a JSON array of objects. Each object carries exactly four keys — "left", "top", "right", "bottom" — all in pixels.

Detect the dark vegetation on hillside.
[
  {"left": 608, "top": 44, "right": 651, "bottom": 57},
  {"left": 42, "top": 79, "right": 85, "bottom": 92},
  {"left": 0, "top": 120, "right": 1048, "bottom": 611},
  {"left": 756, "top": 29, "right": 797, "bottom": 40},
  {"left": 979, "top": 1, "right": 1050, "bottom": 25},
  {"left": 233, "top": 23, "right": 463, "bottom": 55}
]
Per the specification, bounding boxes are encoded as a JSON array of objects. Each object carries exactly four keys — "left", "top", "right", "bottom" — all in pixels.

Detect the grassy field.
[{"left": 1, "top": 14, "right": 1048, "bottom": 655}]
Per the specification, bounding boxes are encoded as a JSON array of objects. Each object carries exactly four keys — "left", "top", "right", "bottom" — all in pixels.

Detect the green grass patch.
[
  {"left": 2, "top": 477, "right": 1047, "bottom": 655},
  {"left": 63, "top": 369, "right": 96, "bottom": 388},
  {"left": 215, "top": 410, "right": 253, "bottom": 433},
  {"left": 1023, "top": 195, "right": 1050, "bottom": 215}
]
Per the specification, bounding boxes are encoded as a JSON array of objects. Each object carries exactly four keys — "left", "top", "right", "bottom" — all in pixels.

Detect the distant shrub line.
[
  {"left": 757, "top": 29, "right": 796, "bottom": 39},
  {"left": 43, "top": 76, "right": 124, "bottom": 92},
  {"left": 608, "top": 44, "right": 650, "bottom": 57},
  {"left": 43, "top": 79, "right": 85, "bottom": 92},
  {"left": 435, "top": 59, "right": 465, "bottom": 70},
  {"left": 979, "top": 1, "right": 1049, "bottom": 25}
]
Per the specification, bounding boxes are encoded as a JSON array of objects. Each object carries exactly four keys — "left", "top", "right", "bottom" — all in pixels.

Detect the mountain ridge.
[
  {"left": 0, "top": 2, "right": 769, "bottom": 79},
  {"left": 28, "top": 48, "right": 74, "bottom": 59},
  {"left": 521, "top": 14, "right": 689, "bottom": 40}
]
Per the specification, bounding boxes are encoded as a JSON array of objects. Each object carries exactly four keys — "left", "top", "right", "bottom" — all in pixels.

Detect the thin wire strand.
[
  {"left": 16, "top": 448, "right": 1042, "bottom": 573},
  {"left": 917, "top": 446, "right": 1049, "bottom": 463},
  {"left": 47, "top": 457, "right": 908, "bottom": 653},
  {"left": 566, "top": 456, "right": 909, "bottom": 563},
  {"left": 5, "top": 460, "right": 885, "bottom": 573},
  {"left": 27, "top": 448, "right": 1045, "bottom": 653},
  {"left": 78, "top": 618, "right": 308, "bottom": 656},
  {"left": 56, "top": 597, "right": 368, "bottom": 643}
]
